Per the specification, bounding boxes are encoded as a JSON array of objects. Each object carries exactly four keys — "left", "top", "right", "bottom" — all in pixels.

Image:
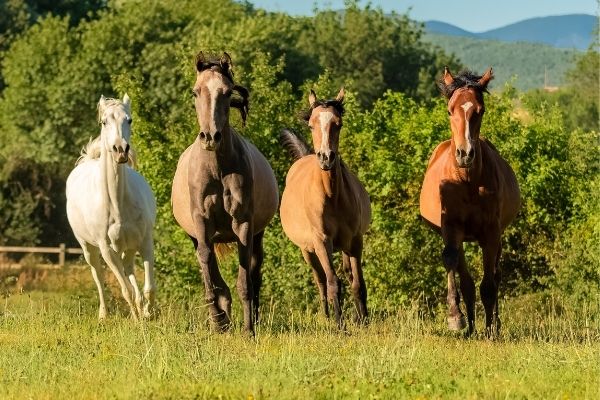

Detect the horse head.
[
  {"left": 304, "top": 87, "right": 345, "bottom": 171},
  {"left": 192, "top": 51, "right": 249, "bottom": 151},
  {"left": 98, "top": 94, "right": 133, "bottom": 164},
  {"left": 439, "top": 67, "right": 493, "bottom": 168}
]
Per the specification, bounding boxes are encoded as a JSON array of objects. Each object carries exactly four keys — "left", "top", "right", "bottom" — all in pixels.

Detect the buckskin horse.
[
  {"left": 420, "top": 67, "right": 520, "bottom": 336},
  {"left": 280, "top": 88, "right": 371, "bottom": 328},
  {"left": 171, "top": 52, "right": 279, "bottom": 334}
]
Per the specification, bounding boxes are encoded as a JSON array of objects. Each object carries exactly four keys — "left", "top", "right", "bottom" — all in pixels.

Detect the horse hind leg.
[
  {"left": 302, "top": 250, "right": 329, "bottom": 318},
  {"left": 345, "top": 237, "right": 368, "bottom": 324},
  {"left": 480, "top": 237, "right": 502, "bottom": 338},
  {"left": 82, "top": 243, "right": 107, "bottom": 320},
  {"left": 457, "top": 246, "right": 475, "bottom": 336},
  {"left": 122, "top": 250, "right": 143, "bottom": 317},
  {"left": 99, "top": 244, "right": 139, "bottom": 321},
  {"left": 250, "top": 231, "right": 264, "bottom": 324},
  {"left": 140, "top": 234, "right": 157, "bottom": 319}
]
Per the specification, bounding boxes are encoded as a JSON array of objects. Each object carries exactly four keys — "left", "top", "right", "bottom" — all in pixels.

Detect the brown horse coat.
[
  {"left": 420, "top": 67, "right": 520, "bottom": 336},
  {"left": 280, "top": 88, "right": 371, "bottom": 327},
  {"left": 171, "top": 53, "right": 278, "bottom": 334}
]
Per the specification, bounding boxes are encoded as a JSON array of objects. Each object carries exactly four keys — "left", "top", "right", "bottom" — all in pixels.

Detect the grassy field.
[{"left": 1, "top": 267, "right": 599, "bottom": 399}]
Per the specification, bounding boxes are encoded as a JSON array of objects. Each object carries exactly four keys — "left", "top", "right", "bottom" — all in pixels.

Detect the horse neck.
[
  {"left": 320, "top": 159, "right": 342, "bottom": 201},
  {"left": 100, "top": 144, "right": 127, "bottom": 223},
  {"left": 450, "top": 139, "right": 483, "bottom": 184}
]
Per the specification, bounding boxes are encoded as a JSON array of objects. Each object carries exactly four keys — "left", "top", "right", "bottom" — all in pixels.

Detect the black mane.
[
  {"left": 301, "top": 99, "right": 345, "bottom": 122},
  {"left": 438, "top": 70, "right": 490, "bottom": 99},
  {"left": 197, "top": 60, "right": 235, "bottom": 83}
]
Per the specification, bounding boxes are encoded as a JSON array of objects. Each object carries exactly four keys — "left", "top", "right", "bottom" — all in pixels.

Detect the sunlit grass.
[{"left": 0, "top": 268, "right": 599, "bottom": 399}]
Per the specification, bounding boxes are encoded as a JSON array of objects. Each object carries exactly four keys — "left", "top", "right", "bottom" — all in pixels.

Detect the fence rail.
[{"left": 0, "top": 244, "right": 83, "bottom": 267}]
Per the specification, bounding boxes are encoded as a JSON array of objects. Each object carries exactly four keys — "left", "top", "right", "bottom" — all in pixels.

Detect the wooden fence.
[{"left": 0, "top": 244, "right": 83, "bottom": 267}]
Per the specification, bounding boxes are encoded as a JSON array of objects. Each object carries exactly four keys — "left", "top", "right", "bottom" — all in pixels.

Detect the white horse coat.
[{"left": 66, "top": 94, "right": 157, "bottom": 320}]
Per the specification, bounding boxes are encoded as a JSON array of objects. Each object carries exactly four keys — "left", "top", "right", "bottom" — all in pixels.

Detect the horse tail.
[
  {"left": 215, "top": 243, "right": 236, "bottom": 263},
  {"left": 280, "top": 129, "right": 313, "bottom": 162}
]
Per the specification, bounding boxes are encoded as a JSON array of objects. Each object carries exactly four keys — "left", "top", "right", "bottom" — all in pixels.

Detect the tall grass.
[{"left": 0, "top": 268, "right": 598, "bottom": 399}]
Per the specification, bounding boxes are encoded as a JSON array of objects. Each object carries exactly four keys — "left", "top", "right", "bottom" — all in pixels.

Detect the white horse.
[{"left": 66, "top": 94, "right": 157, "bottom": 320}]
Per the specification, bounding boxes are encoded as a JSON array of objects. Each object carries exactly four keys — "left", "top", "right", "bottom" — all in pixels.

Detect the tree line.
[{"left": 0, "top": 0, "right": 597, "bottom": 308}]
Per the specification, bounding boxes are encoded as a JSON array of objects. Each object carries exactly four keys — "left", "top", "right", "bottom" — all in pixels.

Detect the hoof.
[{"left": 447, "top": 315, "right": 467, "bottom": 331}]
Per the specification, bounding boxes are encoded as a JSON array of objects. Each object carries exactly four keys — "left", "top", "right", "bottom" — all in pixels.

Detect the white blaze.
[
  {"left": 206, "top": 78, "right": 222, "bottom": 133},
  {"left": 319, "top": 111, "right": 335, "bottom": 152},
  {"left": 461, "top": 101, "right": 473, "bottom": 144}
]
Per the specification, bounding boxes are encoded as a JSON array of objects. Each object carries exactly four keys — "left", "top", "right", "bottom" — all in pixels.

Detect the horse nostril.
[
  {"left": 455, "top": 149, "right": 460, "bottom": 158},
  {"left": 112, "top": 145, "right": 117, "bottom": 152},
  {"left": 125, "top": 144, "right": 130, "bottom": 153},
  {"left": 467, "top": 148, "right": 474, "bottom": 159},
  {"left": 214, "top": 131, "right": 222, "bottom": 142},
  {"left": 199, "top": 132, "right": 206, "bottom": 140},
  {"left": 329, "top": 151, "right": 336, "bottom": 161}
]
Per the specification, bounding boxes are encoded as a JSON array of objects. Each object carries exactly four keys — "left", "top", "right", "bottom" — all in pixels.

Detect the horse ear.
[
  {"left": 336, "top": 86, "right": 345, "bottom": 102},
  {"left": 478, "top": 67, "right": 494, "bottom": 88},
  {"left": 122, "top": 93, "right": 131, "bottom": 110},
  {"left": 98, "top": 95, "right": 107, "bottom": 111},
  {"left": 309, "top": 89, "right": 317, "bottom": 107},
  {"left": 195, "top": 51, "right": 207, "bottom": 72},
  {"left": 443, "top": 66, "right": 454, "bottom": 86},
  {"left": 220, "top": 52, "right": 233, "bottom": 72}
]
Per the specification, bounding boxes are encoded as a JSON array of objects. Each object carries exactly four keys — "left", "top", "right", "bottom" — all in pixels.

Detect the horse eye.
[
  {"left": 101, "top": 119, "right": 106, "bottom": 125},
  {"left": 447, "top": 110, "right": 452, "bottom": 116},
  {"left": 127, "top": 118, "right": 132, "bottom": 124},
  {"left": 191, "top": 89, "right": 198, "bottom": 98}
]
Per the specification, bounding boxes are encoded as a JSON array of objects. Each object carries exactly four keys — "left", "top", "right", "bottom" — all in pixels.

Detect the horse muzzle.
[
  {"left": 112, "top": 143, "right": 130, "bottom": 164},
  {"left": 455, "top": 147, "right": 474, "bottom": 168},
  {"left": 198, "top": 131, "right": 222, "bottom": 151},
  {"left": 317, "top": 150, "right": 336, "bottom": 171}
]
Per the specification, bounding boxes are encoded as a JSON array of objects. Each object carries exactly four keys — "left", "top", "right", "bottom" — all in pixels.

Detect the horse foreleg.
[
  {"left": 250, "top": 231, "right": 264, "bottom": 325},
  {"left": 303, "top": 250, "right": 328, "bottom": 318},
  {"left": 346, "top": 237, "right": 368, "bottom": 324},
  {"left": 196, "top": 236, "right": 231, "bottom": 331},
  {"left": 235, "top": 221, "right": 255, "bottom": 335},
  {"left": 99, "top": 244, "right": 139, "bottom": 321},
  {"left": 457, "top": 245, "right": 476, "bottom": 336},
  {"left": 140, "top": 235, "right": 157, "bottom": 319},
  {"left": 314, "top": 240, "right": 343, "bottom": 329},
  {"left": 82, "top": 244, "right": 107, "bottom": 320},
  {"left": 441, "top": 223, "right": 466, "bottom": 331},
  {"left": 122, "top": 250, "right": 142, "bottom": 317},
  {"left": 480, "top": 235, "right": 502, "bottom": 338}
]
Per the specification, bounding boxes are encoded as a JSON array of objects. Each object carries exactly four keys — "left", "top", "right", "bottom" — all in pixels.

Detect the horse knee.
[{"left": 442, "top": 246, "right": 459, "bottom": 269}]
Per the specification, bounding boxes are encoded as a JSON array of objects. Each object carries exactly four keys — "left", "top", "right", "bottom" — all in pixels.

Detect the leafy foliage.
[{"left": 0, "top": 0, "right": 597, "bottom": 309}]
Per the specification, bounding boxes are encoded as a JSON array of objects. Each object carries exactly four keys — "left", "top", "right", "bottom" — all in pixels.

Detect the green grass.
[{"left": 0, "top": 268, "right": 599, "bottom": 399}]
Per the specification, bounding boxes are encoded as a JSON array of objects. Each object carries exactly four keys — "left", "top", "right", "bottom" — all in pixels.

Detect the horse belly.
[{"left": 171, "top": 147, "right": 197, "bottom": 237}]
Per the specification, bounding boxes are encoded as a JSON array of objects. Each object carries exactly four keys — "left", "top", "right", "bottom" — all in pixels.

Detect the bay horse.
[
  {"left": 66, "top": 94, "right": 157, "bottom": 320},
  {"left": 171, "top": 52, "right": 278, "bottom": 334},
  {"left": 280, "top": 88, "right": 371, "bottom": 328},
  {"left": 420, "top": 67, "right": 520, "bottom": 336}
]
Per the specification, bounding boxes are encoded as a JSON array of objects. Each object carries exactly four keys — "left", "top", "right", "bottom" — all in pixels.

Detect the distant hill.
[
  {"left": 424, "top": 33, "right": 579, "bottom": 91},
  {"left": 424, "top": 14, "right": 597, "bottom": 50}
]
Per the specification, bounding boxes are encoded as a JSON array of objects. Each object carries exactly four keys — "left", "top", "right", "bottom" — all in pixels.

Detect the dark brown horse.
[
  {"left": 171, "top": 52, "right": 279, "bottom": 334},
  {"left": 420, "top": 67, "right": 520, "bottom": 336},
  {"left": 279, "top": 88, "right": 371, "bottom": 328}
]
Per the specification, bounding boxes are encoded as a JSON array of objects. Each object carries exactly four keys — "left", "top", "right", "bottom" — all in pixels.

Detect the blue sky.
[{"left": 249, "top": 0, "right": 597, "bottom": 32}]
